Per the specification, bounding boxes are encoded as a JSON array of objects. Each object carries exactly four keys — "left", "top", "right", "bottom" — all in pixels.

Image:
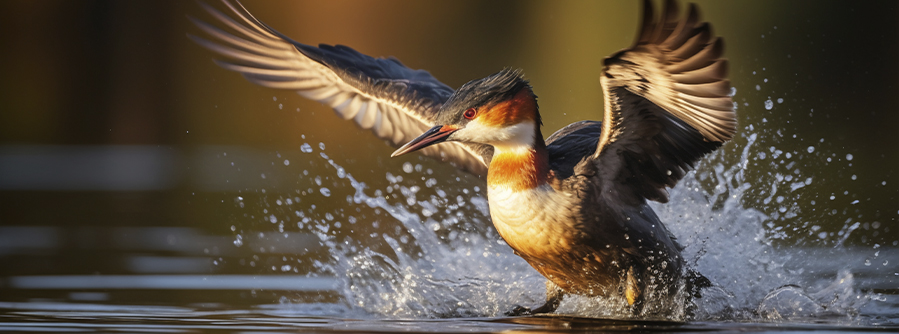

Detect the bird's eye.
[{"left": 463, "top": 108, "right": 477, "bottom": 120}]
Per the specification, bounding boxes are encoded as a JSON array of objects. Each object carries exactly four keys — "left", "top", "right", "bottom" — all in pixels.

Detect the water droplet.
[
  {"left": 764, "top": 99, "right": 774, "bottom": 110},
  {"left": 403, "top": 162, "right": 413, "bottom": 173},
  {"left": 807, "top": 146, "right": 815, "bottom": 153},
  {"left": 320, "top": 188, "right": 331, "bottom": 197},
  {"left": 846, "top": 154, "right": 853, "bottom": 161},
  {"left": 851, "top": 175, "right": 856, "bottom": 180},
  {"left": 283, "top": 159, "right": 290, "bottom": 166},
  {"left": 300, "top": 143, "right": 313, "bottom": 153},
  {"left": 777, "top": 98, "right": 783, "bottom": 104},
  {"left": 319, "top": 142, "right": 326, "bottom": 150},
  {"left": 755, "top": 84, "right": 761, "bottom": 91},
  {"left": 278, "top": 103, "right": 283, "bottom": 110}
]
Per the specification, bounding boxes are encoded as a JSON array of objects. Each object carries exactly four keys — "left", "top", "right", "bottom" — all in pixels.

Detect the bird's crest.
[{"left": 438, "top": 68, "right": 540, "bottom": 126}]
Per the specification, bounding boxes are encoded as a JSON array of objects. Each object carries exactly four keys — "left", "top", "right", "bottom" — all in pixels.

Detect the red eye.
[{"left": 463, "top": 108, "right": 476, "bottom": 120}]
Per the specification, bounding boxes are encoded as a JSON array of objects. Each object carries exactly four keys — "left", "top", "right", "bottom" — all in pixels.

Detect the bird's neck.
[{"left": 487, "top": 129, "right": 550, "bottom": 191}]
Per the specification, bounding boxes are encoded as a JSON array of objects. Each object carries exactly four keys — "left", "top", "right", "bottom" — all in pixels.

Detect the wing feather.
[
  {"left": 667, "top": 37, "right": 722, "bottom": 73},
  {"left": 672, "top": 59, "right": 728, "bottom": 84},
  {"left": 672, "top": 79, "right": 730, "bottom": 97},
  {"left": 190, "top": 0, "right": 490, "bottom": 176},
  {"left": 355, "top": 101, "right": 378, "bottom": 129},
  {"left": 593, "top": 0, "right": 736, "bottom": 205}
]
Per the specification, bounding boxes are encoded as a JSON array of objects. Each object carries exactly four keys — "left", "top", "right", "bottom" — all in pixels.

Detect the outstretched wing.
[
  {"left": 189, "top": 0, "right": 491, "bottom": 176},
  {"left": 594, "top": 0, "right": 736, "bottom": 205}
]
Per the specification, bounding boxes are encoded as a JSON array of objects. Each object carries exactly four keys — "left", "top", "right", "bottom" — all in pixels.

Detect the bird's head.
[{"left": 391, "top": 68, "right": 541, "bottom": 157}]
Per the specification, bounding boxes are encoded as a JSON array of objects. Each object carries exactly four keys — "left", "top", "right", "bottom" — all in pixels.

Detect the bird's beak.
[{"left": 391, "top": 125, "right": 458, "bottom": 157}]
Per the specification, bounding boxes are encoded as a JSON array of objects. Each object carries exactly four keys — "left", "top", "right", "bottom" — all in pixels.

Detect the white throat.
[{"left": 458, "top": 120, "right": 536, "bottom": 154}]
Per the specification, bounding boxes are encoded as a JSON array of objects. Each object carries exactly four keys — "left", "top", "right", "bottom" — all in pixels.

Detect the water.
[{"left": 2, "top": 302, "right": 890, "bottom": 333}]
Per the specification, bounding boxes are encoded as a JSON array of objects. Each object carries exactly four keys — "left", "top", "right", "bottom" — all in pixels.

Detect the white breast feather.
[{"left": 488, "top": 184, "right": 579, "bottom": 257}]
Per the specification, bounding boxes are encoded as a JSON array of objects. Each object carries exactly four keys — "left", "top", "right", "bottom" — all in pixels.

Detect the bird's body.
[
  {"left": 401, "top": 72, "right": 693, "bottom": 311},
  {"left": 192, "top": 0, "right": 735, "bottom": 315}
]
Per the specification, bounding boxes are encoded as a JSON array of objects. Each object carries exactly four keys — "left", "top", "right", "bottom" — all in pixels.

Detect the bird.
[{"left": 190, "top": 0, "right": 735, "bottom": 315}]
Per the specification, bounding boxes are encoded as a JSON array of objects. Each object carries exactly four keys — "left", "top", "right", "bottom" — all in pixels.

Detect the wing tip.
[{"left": 636, "top": 0, "right": 656, "bottom": 44}]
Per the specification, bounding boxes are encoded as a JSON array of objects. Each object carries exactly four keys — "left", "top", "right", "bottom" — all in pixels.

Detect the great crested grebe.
[{"left": 191, "top": 0, "right": 734, "bottom": 315}]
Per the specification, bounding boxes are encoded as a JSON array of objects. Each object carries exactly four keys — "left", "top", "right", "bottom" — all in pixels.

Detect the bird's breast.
[{"left": 487, "top": 184, "right": 581, "bottom": 260}]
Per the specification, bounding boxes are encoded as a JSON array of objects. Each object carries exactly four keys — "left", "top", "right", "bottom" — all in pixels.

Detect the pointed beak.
[{"left": 391, "top": 125, "right": 458, "bottom": 157}]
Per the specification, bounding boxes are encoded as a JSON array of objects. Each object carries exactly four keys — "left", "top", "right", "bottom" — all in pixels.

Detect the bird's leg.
[
  {"left": 625, "top": 266, "right": 645, "bottom": 315},
  {"left": 506, "top": 281, "right": 565, "bottom": 316},
  {"left": 532, "top": 281, "right": 565, "bottom": 313},
  {"left": 625, "top": 266, "right": 641, "bottom": 306}
]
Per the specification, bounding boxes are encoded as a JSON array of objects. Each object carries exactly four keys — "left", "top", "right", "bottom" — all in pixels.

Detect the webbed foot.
[
  {"left": 505, "top": 305, "right": 534, "bottom": 316},
  {"left": 506, "top": 282, "right": 565, "bottom": 316}
]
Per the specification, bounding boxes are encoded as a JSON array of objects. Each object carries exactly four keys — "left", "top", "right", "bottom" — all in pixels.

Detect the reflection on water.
[
  {"left": 1, "top": 301, "right": 895, "bottom": 333},
  {"left": 8, "top": 275, "right": 335, "bottom": 291},
  {"left": 1, "top": 302, "right": 896, "bottom": 333}
]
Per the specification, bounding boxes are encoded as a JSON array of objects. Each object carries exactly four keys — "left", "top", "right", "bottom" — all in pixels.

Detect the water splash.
[{"left": 223, "top": 107, "right": 891, "bottom": 323}]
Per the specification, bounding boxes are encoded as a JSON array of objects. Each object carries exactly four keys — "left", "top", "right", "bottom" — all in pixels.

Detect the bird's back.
[{"left": 546, "top": 120, "right": 603, "bottom": 180}]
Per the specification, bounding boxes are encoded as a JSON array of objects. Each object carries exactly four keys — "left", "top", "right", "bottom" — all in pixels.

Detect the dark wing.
[
  {"left": 593, "top": 0, "right": 736, "bottom": 205},
  {"left": 546, "top": 120, "right": 602, "bottom": 180},
  {"left": 189, "top": 0, "right": 490, "bottom": 176}
]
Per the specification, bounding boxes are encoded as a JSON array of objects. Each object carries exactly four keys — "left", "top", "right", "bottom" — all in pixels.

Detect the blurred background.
[{"left": 0, "top": 0, "right": 896, "bottom": 309}]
